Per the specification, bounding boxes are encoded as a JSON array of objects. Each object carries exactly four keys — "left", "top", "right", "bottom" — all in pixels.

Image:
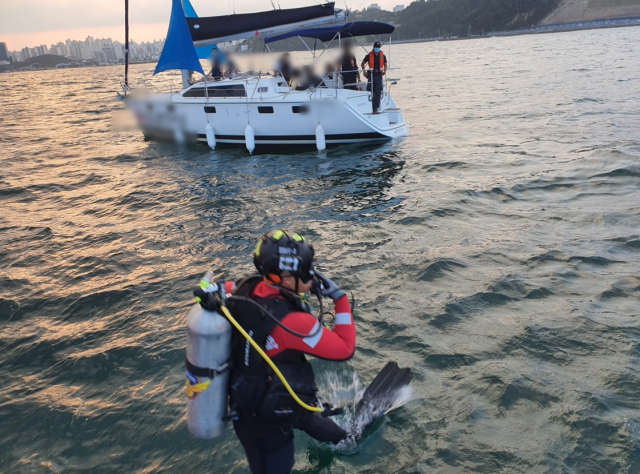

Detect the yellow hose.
[{"left": 220, "top": 305, "right": 323, "bottom": 413}]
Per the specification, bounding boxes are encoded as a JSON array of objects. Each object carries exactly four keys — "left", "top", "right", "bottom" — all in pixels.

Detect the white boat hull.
[{"left": 125, "top": 76, "right": 408, "bottom": 148}]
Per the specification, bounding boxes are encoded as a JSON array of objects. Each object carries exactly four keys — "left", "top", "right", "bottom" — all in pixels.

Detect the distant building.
[
  {"left": 369, "top": 3, "right": 381, "bottom": 10},
  {"left": 0, "top": 42, "right": 11, "bottom": 63},
  {"left": 393, "top": 5, "right": 405, "bottom": 12},
  {"left": 8, "top": 35, "right": 165, "bottom": 65},
  {"left": 50, "top": 42, "right": 69, "bottom": 57},
  {"left": 34, "top": 45, "right": 50, "bottom": 56},
  {"left": 9, "top": 51, "right": 22, "bottom": 63}
]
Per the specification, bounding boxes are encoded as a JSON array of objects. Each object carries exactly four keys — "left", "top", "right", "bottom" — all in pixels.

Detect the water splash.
[{"left": 317, "top": 369, "right": 413, "bottom": 451}]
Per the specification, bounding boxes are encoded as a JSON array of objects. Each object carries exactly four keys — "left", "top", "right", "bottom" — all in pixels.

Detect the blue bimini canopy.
[{"left": 264, "top": 21, "right": 395, "bottom": 44}]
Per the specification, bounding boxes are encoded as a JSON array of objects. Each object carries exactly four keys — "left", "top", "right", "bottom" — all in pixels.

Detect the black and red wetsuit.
[
  {"left": 230, "top": 280, "right": 356, "bottom": 361},
  {"left": 224, "top": 278, "right": 356, "bottom": 474}
]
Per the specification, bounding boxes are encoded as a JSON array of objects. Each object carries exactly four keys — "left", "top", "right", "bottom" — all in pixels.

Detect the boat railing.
[{"left": 135, "top": 78, "right": 161, "bottom": 93}]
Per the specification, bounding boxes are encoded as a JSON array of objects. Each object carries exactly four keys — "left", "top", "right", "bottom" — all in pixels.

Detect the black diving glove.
[
  {"left": 193, "top": 281, "right": 225, "bottom": 312},
  {"left": 315, "top": 271, "right": 346, "bottom": 301}
]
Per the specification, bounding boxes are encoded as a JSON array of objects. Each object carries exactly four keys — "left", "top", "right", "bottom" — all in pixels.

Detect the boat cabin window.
[
  {"left": 204, "top": 106, "right": 216, "bottom": 113},
  {"left": 292, "top": 105, "right": 309, "bottom": 114},
  {"left": 183, "top": 84, "right": 247, "bottom": 98},
  {"left": 257, "top": 87, "right": 268, "bottom": 93},
  {"left": 258, "top": 106, "right": 274, "bottom": 114}
]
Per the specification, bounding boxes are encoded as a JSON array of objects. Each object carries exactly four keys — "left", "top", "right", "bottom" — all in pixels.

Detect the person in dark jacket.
[
  {"left": 361, "top": 41, "right": 387, "bottom": 113},
  {"left": 339, "top": 41, "right": 360, "bottom": 90},
  {"left": 274, "top": 52, "right": 293, "bottom": 84},
  {"left": 295, "top": 65, "right": 322, "bottom": 90},
  {"left": 210, "top": 47, "right": 224, "bottom": 80},
  {"left": 225, "top": 230, "right": 356, "bottom": 474}
]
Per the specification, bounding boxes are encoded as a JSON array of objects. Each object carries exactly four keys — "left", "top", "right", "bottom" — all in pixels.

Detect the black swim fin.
[
  {"left": 357, "top": 361, "right": 413, "bottom": 417},
  {"left": 341, "top": 362, "right": 413, "bottom": 444}
]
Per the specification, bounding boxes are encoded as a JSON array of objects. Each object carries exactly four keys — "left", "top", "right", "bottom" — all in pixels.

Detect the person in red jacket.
[{"left": 224, "top": 230, "right": 356, "bottom": 474}]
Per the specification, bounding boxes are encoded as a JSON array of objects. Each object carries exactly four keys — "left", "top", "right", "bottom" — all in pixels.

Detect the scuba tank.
[
  {"left": 185, "top": 271, "right": 232, "bottom": 439},
  {"left": 185, "top": 266, "right": 342, "bottom": 438}
]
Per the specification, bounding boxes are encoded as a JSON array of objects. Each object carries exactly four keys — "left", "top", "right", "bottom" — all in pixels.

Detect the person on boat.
[
  {"left": 226, "top": 230, "right": 355, "bottom": 474},
  {"left": 274, "top": 52, "right": 293, "bottom": 84},
  {"left": 295, "top": 65, "right": 322, "bottom": 90},
  {"left": 361, "top": 41, "right": 387, "bottom": 113},
  {"left": 226, "top": 54, "right": 239, "bottom": 76},
  {"left": 210, "top": 47, "right": 225, "bottom": 81},
  {"left": 289, "top": 68, "right": 301, "bottom": 89},
  {"left": 321, "top": 62, "right": 337, "bottom": 87},
  {"left": 339, "top": 41, "right": 360, "bottom": 90},
  {"left": 319, "top": 62, "right": 336, "bottom": 87}
]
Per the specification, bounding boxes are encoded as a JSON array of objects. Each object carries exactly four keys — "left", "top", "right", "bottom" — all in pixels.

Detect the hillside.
[
  {"left": 248, "top": 0, "right": 638, "bottom": 51},
  {"left": 13, "top": 54, "right": 75, "bottom": 68},
  {"left": 541, "top": 0, "right": 640, "bottom": 24},
  {"left": 395, "top": 0, "right": 561, "bottom": 38}
]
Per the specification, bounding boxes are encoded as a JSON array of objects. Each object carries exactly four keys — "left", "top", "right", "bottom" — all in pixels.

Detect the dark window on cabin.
[
  {"left": 182, "top": 88, "right": 206, "bottom": 98},
  {"left": 258, "top": 106, "right": 274, "bottom": 114},
  {"left": 292, "top": 105, "right": 309, "bottom": 114},
  {"left": 183, "top": 84, "right": 246, "bottom": 98},
  {"left": 204, "top": 106, "right": 216, "bottom": 113}
]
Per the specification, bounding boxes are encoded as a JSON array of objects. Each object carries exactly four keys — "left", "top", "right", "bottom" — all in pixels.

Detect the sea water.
[
  {"left": 317, "top": 369, "right": 413, "bottom": 452},
  {"left": 1, "top": 26, "right": 640, "bottom": 473}
]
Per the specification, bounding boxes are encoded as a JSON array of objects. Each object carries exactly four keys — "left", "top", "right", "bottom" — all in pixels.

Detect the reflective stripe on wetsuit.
[{"left": 250, "top": 281, "right": 356, "bottom": 361}]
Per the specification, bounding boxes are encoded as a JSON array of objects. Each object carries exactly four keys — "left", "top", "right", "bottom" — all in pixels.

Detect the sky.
[{"left": 0, "top": 0, "right": 404, "bottom": 50}]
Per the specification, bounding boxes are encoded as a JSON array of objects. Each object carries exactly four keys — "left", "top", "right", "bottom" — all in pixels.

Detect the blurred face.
[{"left": 281, "top": 275, "right": 313, "bottom": 294}]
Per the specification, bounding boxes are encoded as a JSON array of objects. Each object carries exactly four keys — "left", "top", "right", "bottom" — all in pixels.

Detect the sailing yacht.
[{"left": 120, "top": 0, "right": 408, "bottom": 151}]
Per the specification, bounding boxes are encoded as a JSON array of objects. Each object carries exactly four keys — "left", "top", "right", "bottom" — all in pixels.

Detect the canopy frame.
[{"left": 264, "top": 21, "right": 394, "bottom": 44}]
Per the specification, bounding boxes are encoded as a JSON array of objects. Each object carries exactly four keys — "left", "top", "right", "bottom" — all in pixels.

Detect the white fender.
[
  {"left": 205, "top": 123, "right": 216, "bottom": 150},
  {"left": 315, "top": 123, "right": 326, "bottom": 151},
  {"left": 245, "top": 124, "right": 255, "bottom": 154}
]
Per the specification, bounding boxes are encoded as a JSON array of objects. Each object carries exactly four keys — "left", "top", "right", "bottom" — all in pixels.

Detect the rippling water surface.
[{"left": 1, "top": 27, "right": 640, "bottom": 473}]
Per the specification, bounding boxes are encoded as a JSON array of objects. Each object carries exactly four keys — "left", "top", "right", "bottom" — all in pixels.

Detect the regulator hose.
[
  {"left": 227, "top": 290, "right": 324, "bottom": 339},
  {"left": 219, "top": 304, "right": 323, "bottom": 413}
]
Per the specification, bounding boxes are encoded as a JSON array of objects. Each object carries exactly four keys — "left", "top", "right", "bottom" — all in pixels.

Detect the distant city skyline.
[
  {"left": 7, "top": 36, "right": 165, "bottom": 65},
  {"left": 1, "top": 0, "right": 403, "bottom": 50}
]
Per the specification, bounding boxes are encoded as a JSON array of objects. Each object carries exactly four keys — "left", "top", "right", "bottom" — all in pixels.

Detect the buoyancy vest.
[
  {"left": 225, "top": 275, "right": 319, "bottom": 425},
  {"left": 369, "top": 51, "right": 385, "bottom": 74}
]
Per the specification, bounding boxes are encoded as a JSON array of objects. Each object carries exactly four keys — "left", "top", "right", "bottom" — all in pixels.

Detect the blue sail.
[
  {"left": 154, "top": 0, "right": 204, "bottom": 75},
  {"left": 183, "top": 0, "right": 198, "bottom": 18}
]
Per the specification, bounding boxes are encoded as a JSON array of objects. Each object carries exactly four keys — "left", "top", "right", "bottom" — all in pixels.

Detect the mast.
[{"left": 124, "top": 0, "right": 129, "bottom": 88}]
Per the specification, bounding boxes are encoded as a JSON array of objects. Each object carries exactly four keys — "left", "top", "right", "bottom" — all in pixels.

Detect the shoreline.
[
  {"left": 390, "top": 18, "right": 640, "bottom": 45},
  {"left": 3, "top": 20, "right": 639, "bottom": 74},
  {"left": 0, "top": 59, "right": 157, "bottom": 74}
]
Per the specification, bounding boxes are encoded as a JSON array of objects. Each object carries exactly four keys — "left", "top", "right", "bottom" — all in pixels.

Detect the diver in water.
[{"left": 223, "top": 230, "right": 355, "bottom": 474}]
